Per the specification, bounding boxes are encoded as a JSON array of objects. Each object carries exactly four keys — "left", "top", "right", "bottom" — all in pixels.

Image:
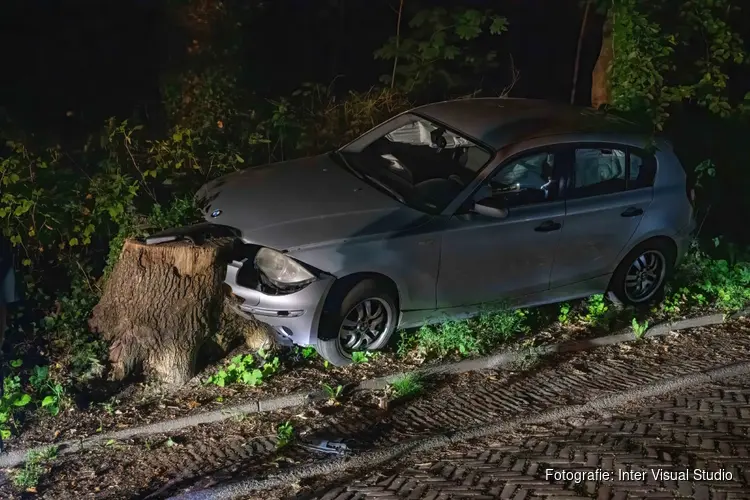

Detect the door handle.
[
  {"left": 534, "top": 220, "right": 562, "bottom": 232},
  {"left": 621, "top": 207, "right": 644, "bottom": 217}
]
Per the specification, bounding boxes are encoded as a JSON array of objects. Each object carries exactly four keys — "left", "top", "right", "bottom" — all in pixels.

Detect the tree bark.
[
  {"left": 89, "top": 239, "right": 232, "bottom": 386},
  {"left": 591, "top": 9, "right": 614, "bottom": 109}
]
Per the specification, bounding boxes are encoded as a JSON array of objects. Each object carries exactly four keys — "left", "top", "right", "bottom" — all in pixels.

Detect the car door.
[
  {"left": 550, "top": 144, "right": 656, "bottom": 288},
  {"left": 435, "top": 147, "right": 566, "bottom": 308}
]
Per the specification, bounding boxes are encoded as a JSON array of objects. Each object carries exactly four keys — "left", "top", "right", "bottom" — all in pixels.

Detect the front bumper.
[{"left": 225, "top": 257, "right": 335, "bottom": 347}]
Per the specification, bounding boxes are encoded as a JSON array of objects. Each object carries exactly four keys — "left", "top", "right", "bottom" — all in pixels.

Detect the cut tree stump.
[{"left": 89, "top": 238, "right": 240, "bottom": 386}]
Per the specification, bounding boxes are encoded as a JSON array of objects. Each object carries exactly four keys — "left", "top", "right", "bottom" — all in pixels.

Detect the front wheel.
[
  {"left": 609, "top": 240, "right": 675, "bottom": 306},
  {"left": 315, "top": 279, "right": 398, "bottom": 366}
]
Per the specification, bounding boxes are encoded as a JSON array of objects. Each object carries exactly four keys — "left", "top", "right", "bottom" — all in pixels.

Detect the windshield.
[{"left": 339, "top": 115, "right": 493, "bottom": 214}]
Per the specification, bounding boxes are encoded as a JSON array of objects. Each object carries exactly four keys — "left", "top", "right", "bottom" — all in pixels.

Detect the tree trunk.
[
  {"left": 591, "top": 9, "right": 614, "bottom": 109},
  {"left": 89, "top": 239, "right": 232, "bottom": 386},
  {"left": 571, "top": 0, "right": 592, "bottom": 104}
]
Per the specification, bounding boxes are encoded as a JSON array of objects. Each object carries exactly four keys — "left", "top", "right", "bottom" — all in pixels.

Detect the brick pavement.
[{"left": 317, "top": 379, "right": 750, "bottom": 499}]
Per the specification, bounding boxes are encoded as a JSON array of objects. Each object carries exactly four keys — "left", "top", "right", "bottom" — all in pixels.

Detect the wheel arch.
[{"left": 321, "top": 271, "right": 401, "bottom": 319}]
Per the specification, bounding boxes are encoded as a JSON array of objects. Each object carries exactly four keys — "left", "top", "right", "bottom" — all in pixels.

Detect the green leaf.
[
  {"left": 69, "top": 237, "right": 79, "bottom": 247},
  {"left": 489, "top": 16, "right": 508, "bottom": 35},
  {"left": 13, "top": 394, "right": 32, "bottom": 407},
  {"left": 0, "top": 429, "right": 10, "bottom": 440},
  {"left": 235, "top": 154, "right": 245, "bottom": 164},
  {"left": 41, "top": 395, "right": 57, "bottom": 407}
]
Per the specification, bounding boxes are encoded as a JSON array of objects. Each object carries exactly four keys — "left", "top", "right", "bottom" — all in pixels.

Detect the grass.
[{"left": 389, "top": 373, "right": 424, "bottom": 399}]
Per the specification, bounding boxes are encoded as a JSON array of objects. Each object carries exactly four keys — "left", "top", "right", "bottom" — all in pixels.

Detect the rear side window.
[
  {"left": 628, "top": 151, "right": 657, "bottom": 189},
  {"left": 569, "top": 146, "right": 656, "bottom": 199}
]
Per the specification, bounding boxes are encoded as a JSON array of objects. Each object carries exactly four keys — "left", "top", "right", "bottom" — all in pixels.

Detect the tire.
[
  {"left": 316, "top": 279, "right": 398, "bottom": 367},
  {"left": 609, "top": 239, "right": 676, "bottom": 306}
]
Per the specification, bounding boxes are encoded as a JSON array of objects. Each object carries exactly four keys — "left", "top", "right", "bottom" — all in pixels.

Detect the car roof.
[{"left": 413, "top": 98, "right": 646, "bottom": 150}]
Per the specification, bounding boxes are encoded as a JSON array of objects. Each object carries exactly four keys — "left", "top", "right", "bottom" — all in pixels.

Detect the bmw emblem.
[{"left": 210, "top": 209, "right": 222, "bottom": 218}]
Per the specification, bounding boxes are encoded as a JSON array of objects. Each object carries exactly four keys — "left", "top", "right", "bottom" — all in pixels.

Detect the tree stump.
[{"left": 89, "top": 238, "right": 233, "bottom": 386}]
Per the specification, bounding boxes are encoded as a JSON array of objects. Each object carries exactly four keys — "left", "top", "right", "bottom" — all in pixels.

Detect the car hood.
[{"left": 196, "top": 154, "right": 425, "bottom": 250}]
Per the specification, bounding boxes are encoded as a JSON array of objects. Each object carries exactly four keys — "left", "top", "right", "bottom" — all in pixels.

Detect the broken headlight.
[{"left": 254, "top": 247, "right": 315, "bottom": 289}]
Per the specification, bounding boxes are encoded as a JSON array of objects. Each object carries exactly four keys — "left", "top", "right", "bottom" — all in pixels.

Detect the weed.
[
  {"left": 298, "top": 346, "right": 317, "bottom": 360},
  {"left": 276, "top": 421, "right": 294, "bottom": 448},
  {"left": 12, "top": 446, "right": 58, "bottom": 491},
  {"left": 558, "top": 303, "right": 572, "bottom": 324},
  {"left": 351, "top": 351, "right": 373, "bottom": 364},
  {"left": 631, "top": 318, "right": 649, "bottom": 339},
  {"left": 322, "top": 383, "right": 344, "bottom": 404},
  {"left": 661, "top": 246, "right": 750, "bottom": 316},
  {"left": 580, "top": 294, "right": 610, "bottom": 326},
  {"left": 207, "top": 354, "right": 263, "bottom": 387},
  {"left": 389, "top": 373, "right": 424, "bottom": 399},
  {"left": 1, "top": 360, "right": 33, "bottom": 440},
  {"left": 28, "top": 365, "right": 66, "bottom": 416},
  {"left": 258, "top": 348, "right": 281, "bottom": 376},
  {"left": 407, "top": 307, "right": 529, "bottom": 359}
]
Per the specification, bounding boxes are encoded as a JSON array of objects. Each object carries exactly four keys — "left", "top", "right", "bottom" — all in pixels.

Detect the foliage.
[
  {"left": 403, "top": 308, "right": 529, "bottom": 359},
  {"left": 631, "top": 318, "right": 649, "bottom": 339},
  {"left": 322, "top": 383, "right": 344, "bottom": 405},
  {"left": 659, "top": 243, "right": 750, "bottom": 315},
  {"left": 579, "top": 294, "right": 611, "bottom": 326},
  {"left": 350, "top": 351, "right": 373, "bottom": 364},
  {"left": 375, "top": 7, "right": 508, "bottom": 94},
  {"left": 12, "top": 446, "right": 58, "bottom": 491},
  {"left": 300, "top": 346, "right": 317, "bottom": 359},
  {"left": 389, "top": 373, "right": 424, "bottom": 399},
  {"left": 0, "top": 360, "right": 33, "bottom": 440},
  {"left": 206, "top": 347, "right": 281, "bottom": 388},
  {"left": 28, "top": 365, "right": 66, "bottom": 416},
  {"left": 207, "top": 354, "right": 261, "bottom": 387},
  {"left": 276, "top": 420, "right": 294, "bottom": 448},
  {"left": 608, "top": 0, "right": 748, "bottom": 130},
  {"left": 558, "top": 303, "right": 572, "bottom": 325}
]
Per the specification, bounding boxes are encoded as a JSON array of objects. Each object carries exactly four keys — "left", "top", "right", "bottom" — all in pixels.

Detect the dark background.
[{"left": 0, "top": 0, "right": 601, "bottom": 140}]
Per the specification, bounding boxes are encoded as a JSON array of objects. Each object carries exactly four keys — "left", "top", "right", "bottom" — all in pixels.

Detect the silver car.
[{"left": 185, "top": 98, "right": 695, "bottom": 365}]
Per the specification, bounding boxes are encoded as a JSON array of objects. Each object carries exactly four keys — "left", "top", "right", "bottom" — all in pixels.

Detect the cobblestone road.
[{"left": 315, "top": 378, "right": 750, "bottom": 500}]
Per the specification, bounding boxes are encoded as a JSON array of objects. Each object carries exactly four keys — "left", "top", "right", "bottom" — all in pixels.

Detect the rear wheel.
[
  {"left": 609, "top": 240, "right": 675, "bottom": 306},
  {"left": 316, "top": 279, "right": 398, "bottom": 366}
]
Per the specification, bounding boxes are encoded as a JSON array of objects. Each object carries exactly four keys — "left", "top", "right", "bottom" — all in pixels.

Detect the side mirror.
[{"left": 473, "top": 199, "right": 509, "bottom": 219}]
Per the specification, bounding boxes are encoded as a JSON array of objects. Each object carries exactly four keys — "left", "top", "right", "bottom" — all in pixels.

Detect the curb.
[
  {"left": 169, "top": 360, "right": 750, "bottom": 499},
  {"left": 0, "top": 310, "right": 743, "bottom": 469}
]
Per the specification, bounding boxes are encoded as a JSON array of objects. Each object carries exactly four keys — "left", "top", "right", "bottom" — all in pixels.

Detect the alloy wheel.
[
  {"left": 338, "top": 297, "right": 394, "bottom": 352},
  {"left": 624, "top": 250, "right": 666, "bottom": 303}
]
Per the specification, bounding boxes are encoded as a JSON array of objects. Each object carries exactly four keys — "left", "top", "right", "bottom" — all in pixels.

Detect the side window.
[
  {"left": 571, "top": 148, "right": 627, "bottom": 198},
  {"left": 474, "top": 151, "right": 558, "bottom": 208},
  {"left": 628, "top": 151, "right": 657, "bottom": 189}
]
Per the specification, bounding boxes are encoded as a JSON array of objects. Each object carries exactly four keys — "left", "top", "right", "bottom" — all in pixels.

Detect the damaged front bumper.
[
  {"left": 224, "top": 254, "right": 335, "bottom": 347},
  {"left": 146, "top": 223, "right": 334, "bottom": 347}
]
